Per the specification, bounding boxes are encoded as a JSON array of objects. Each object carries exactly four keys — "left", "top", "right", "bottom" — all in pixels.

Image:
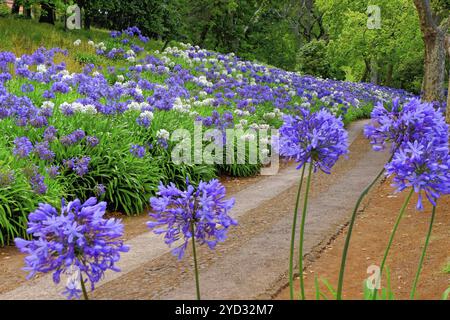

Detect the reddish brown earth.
[{"left": 275, "top": 180, "right": 450, "bottom": 300}]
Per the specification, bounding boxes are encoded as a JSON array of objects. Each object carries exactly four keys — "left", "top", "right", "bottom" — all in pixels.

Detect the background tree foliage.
[
  {"left": 5, "top": 0, "right": 449, "bottom": 95},
  {"left": 316, "top": 0, "right": 426, "bottom": 92}
]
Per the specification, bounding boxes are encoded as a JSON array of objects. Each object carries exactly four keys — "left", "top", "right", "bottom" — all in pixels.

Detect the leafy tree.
[{"left": 316, "top": 0, "right": 425, "bottom": 92}]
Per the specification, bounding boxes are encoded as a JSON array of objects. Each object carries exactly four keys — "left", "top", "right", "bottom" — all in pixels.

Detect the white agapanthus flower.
[
  {"left": 263, "top": 112, "right": 276, "bottom": 120},
  {"left": 156, "top": 129, "right": 170, "bottom": 140},
  {"left": 134, "top": 88, "right": 143, "bottom": 96},
  {"left": 36, "top": 64, "right": 47, "bottom": 73},
  {"left": 41, "top": 101, "right": 55, "bottom": 110},
  {"left": 73, "top": 39, "right": 81, "bottom": 46},
  {"left": 127, "top": 102, "right": 142, "bottom": 112},
  {"left": 173, "top": 98, "right": 191, "bottom": 113},
  {"left": 240, "top": 133, "right": 256, "bottom": 142},
  {"left": 59, "top": 102, "right": 71, "bottom": 112},
  {"left": 260, "top": 148, "right": 270, "bottom": 157},
  {"left": 87, "top": 40, "right": 95, "bottom": 47},
  {"left": 140, "top": 110, "right": 154, "bottom": 121},
  {"left": 301, "top": 102, "right": 311, "bottom": 108},
  {"left": 260, "top": 137, "right": 270, "bottom": 145},
  {"left": 82, "top": 104, "right": 98, "bottom": 115}
]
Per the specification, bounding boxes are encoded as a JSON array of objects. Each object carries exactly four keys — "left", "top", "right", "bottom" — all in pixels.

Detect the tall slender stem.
[
  {"left": 80, "top": 274, "right": 89, "bottom": 300},
  {"left": 191, "top": 221, "right": 201, "bottom": 300},
  {"left": 372, "top": 188, "right": 414, "bottom": 300},
  {"left": 336, "top": 165, "right": 387, "bottom": 300},
  {"left": 410, "top": 205, "right": 437, "bottom": 300},
  {"left": 288, "top": 165, "right": 306, "bottom": 300},
  {"left": 298, "top": 163, "right": 313, "bottom": 300}
]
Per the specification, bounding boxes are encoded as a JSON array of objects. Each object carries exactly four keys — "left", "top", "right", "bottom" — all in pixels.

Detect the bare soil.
[{"left": 275, "top": 180, "right": 450, "bottom": 300}]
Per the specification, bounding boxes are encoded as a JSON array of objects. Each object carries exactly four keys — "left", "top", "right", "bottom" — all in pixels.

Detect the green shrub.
[
  {"left": 74, "top": 52, "right": 103, "bottom": 65},
  {"left": 296, "top": 40, "right": 335, "bottom": 79},
  {"left": 0, "top": 154, "right": 64, "bottom": 246},
  {"left": 0, "top": 3, "right": 9, "bottom": 17},
  {"left": 59, "top": 150, "right": 161, "bottom": 215}
]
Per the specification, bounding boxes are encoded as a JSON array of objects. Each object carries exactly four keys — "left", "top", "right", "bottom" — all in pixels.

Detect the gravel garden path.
[{"left": 0, "top": 120, "right": 391, "bottom": 300}]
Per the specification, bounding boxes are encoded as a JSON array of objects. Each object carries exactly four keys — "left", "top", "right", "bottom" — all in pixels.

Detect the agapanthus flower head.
[
  {"left": 60, "top": 129, "right": 86, "bottom": 146},
  {"left": 15, "top": 197, "right": 129, "bottom": 299},
  {"left": 86, "top": 136, "right": 99, "bottom": 147},
  {"left": 94, "top": 184, "right": 106, "bottom": 197},
  {"left": 46, "top": 165, "right": 60, "bottom": 178},
  {"left": 148, "top": 179, "right": 237, "bottom": 260},
  {"left": 364, "top": 98, "right": 448, "bottom": 152},
  {"left": 73, "top": 157, "right": 91, "bottom": 177},
  {"left": 386, "top": 138, "right": 450, "bottom": 210},
  {"left": 21, "top": 83, "right": 34, "bottom": 93},
  {"left": 130, "top": 144, "right": 146, "bottom": 158},
  {"left": 43, "top": 126, "right": 58, "bottom": 142},
  {"left": 63, "top": 156, "right": 91, "bottom": 177},
  {"left": 276, "top": 108, "right": 348, "bottom": 173},
  {"left": 34, "top": 141, "right": 55, "bottom": 161},
  {"left": 24, "top": 165, "right": 47, "bottom": 194},
  {"left": 136, "top": 110, "right": 154, "bottom": 128},
  {"left": 13, "top": 136, "right": 33, "bottom": 159}
]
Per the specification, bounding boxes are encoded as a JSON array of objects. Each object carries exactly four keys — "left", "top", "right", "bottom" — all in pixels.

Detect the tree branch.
[{"left": 413, "top": 0, "right": 439, "bottom": 35}]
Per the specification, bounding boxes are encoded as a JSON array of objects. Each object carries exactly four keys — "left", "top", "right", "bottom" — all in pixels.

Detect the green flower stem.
[
  {"left": 191, "top": 221, "right": 201, "bottom": 300},
  {"left": 372, "top": 188, "right": 414, "bottom": 300},
  {"left": 336, "top": 165, "right": 388, "bottom": 300},
  {"left": 289, "top": 165, "right": 306, "bottom": 300},
  {"left": 80, "top": 274, "right": 89, "bottom": 300},
  {"left": 410, "top": 204, "right": 437, "bottom": 300},
  {"left": 298, "top": 163, "right": 313, "bottom": 300}
]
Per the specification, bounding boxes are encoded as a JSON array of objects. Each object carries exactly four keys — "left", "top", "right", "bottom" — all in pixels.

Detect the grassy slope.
[{"left": 0, "top": 18, "right": 164, "bottom": 71}]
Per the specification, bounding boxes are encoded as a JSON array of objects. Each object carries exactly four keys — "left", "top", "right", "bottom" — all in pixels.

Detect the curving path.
[{"left": 0, "top": 120, "right": 391, "bottom": 300}]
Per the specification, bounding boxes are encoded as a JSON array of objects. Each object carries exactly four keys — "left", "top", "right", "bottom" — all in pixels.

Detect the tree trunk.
[
  {"left": 24, "top": 1, "right": 32, "bottom": 18},
  {"left": 39, "top": 2, "right": 55, "bottom": 25},
  {"left": 11, "top": 1, "right": 20, "bottom": 14},
  {"left": 446, "top": 36, "right": 450, "bottom": 124},
  {"left": 413, "top": 0, "right": 447, "bottom": 102},
  {"left": 370, "top": 58, "right": 378, "bottom": 85},
  {"left": 447, "top": 71, "right": 450, "bottom": 124},
  {"left": 421, "top": 29, "right": 446, "bottom": 101},
  {"left": 199, "top": 24, "right": 210, "bottom": 47},
  {"left": 361, "top": 58, "right": 370, "bottom": 83},
  {"left": 385, "top": 63, "right": 394, "bottom": 87}
]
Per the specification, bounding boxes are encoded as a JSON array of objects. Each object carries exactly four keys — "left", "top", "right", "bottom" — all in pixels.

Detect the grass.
[
  {"left": 443, "top": 260, "right": 450, "bottom": 274},
  {"left": 0, "top": 17, "right": 165, "bottom": 72}
]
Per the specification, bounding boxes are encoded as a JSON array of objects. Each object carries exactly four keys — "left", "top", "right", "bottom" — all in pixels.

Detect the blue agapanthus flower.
[
  {"left": 147, "top": 179, "right": 237, "bottom": 260},
  {"left": 130, "top": 144, "right": 146, "bottom": 158},
  {"left": 386, "top": 138, "right": 450, "bottom": 210},
  {"left": 276, "top": 108, "right": 348, "bottom": 173},
  {"left": 13, "top": 136, "right": 33, "bottom": 159},
  {"left": 15, "top": 198, "right": 129, "bottom": 299},
  {"left": 364, "top": 98, "right": 448, "bottom": 152}
]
